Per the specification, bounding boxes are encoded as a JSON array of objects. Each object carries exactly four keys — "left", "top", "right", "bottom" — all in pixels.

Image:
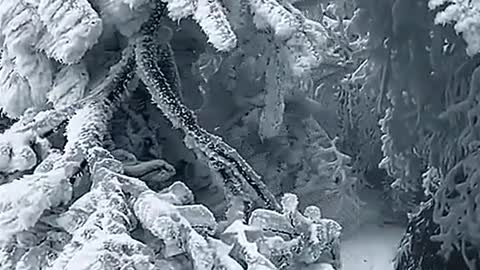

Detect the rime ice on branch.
[
  {"left": 135, "top": 2, "right": 281, "bottom": 212},
  {"left": 0, "top": 0, "right": 103, "bottom": 117},
  {"left": 0, "top": 0, "right": 342, "bottom": 269}
]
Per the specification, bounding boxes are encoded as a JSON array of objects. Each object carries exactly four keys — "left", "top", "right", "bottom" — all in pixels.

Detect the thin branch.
[{"left": 135, "top": 3, "right": 281, "bottom": 212}]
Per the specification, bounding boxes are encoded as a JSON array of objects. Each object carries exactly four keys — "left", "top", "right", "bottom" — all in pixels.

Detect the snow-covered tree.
[
  {"left": 346, "top": 0, "right": 480, "bottom": 268},
  {"left": 0, "top": 0, "right": 348, "bottom": 269}
]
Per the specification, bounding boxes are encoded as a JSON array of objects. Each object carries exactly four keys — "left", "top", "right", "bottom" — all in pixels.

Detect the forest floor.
[{"left": 339, "top": 188, "right": 405, "bottom": 270}]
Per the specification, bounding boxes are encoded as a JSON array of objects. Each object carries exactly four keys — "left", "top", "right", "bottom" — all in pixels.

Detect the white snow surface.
[
  {"left": 341, "top": 223, "right": 404, "bottom": 270},
  {"left": 339, "top": 189, "right": 405, "bottom": 270}
]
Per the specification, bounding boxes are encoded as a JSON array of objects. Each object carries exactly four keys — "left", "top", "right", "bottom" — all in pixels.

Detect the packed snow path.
[
  {"left": 340, "top": 188, "right": 405, "bottom": 270},
  {"left": 341, "top": 223, "right": 404, "bottom": 270}
]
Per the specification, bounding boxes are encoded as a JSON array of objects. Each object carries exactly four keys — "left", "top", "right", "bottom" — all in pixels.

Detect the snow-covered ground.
[
  {"left": 341, "top": 223, "right": 404, "bottom": 270},
  {"left": 339, "top": 189, "right": 405, "bottom": 270}
]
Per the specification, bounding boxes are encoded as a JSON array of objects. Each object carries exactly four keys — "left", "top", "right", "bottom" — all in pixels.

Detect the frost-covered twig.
[
  {"left": 135, "top": 3, "right": 281, "bottom": 212},
  {"left": 36, "top": 0, "right": 103, "bottom": 64},
  {"left": 60, "top": 47, "right": 137, "bottom": 165},
  {"left": 161, "top": 0, "right": 237, "bottom": 51},
  {"left": 0, "top": 0, "right": 103, "bottom": 117},
  {"left": 193, "top": 0, "right": 238, "bottom": 51}
]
